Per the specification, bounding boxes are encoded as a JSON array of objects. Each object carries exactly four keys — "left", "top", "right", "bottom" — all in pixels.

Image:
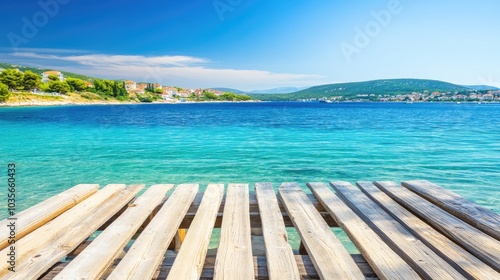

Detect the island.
[{"left": 0, "top": 63, "right": 253, "bottom": 107}]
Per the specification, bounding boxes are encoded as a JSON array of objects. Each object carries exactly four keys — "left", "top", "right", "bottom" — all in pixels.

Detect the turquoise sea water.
[{"left": 1, "top": 102, "right": 499, "bottom": 250}]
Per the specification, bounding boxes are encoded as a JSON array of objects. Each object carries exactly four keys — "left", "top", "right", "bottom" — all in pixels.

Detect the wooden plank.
[
  {"left": 183, "top": 192, "right": 339, "bottom": 228},
  {"left": 0, "top": 184, "right": 98, "bottom": 251},
  {"left": 361, "top": 181, "right": 500, "bottom": 279},
  {"left": 213, "top": 184, "right": 254, "bottom": 280},
  {"left": 179, "top": 209, "right": 337, "bottom": 229},
  {"left": 188, "top": 192, "right": 330, "bottom": 215},
  {"left": 167, "top": 184, "right": 224, "bottom": 280},
  {"left": 402, "top": 180, "right": 500, "bottom": 240},
  {"left": 330, "top": 181, "right": 466, "bottom": 280},
  {"left": 307, "top": 182, "right": 420, "bottom": 280},
  {"left": 255, "top": 182, "right": 300, "bottom": 280},
  {"left": 107, "top": 184, "right": 199, "bottom": 280},
  {"left": 41, "top": 254, "right": 378, "bottom": 280},
  {"left": 3, "top": 185, "right": 144, "bottom": 280},
  {"left": 374, "top": 181, "right": 500, "bottom": 272},
  {"left": 0, "top": 184, "right": 125, "bottom": 278},
  {"left": 279, "top": 182, "right": 364, "bottom": 279},
  {"left": 54, "top": 184, "right": 172, "bottom": 280}
]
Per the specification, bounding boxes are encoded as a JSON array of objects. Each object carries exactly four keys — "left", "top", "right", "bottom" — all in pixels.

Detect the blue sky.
[{"left": 0, "top": 0, "right": 499, "bottom": 90}]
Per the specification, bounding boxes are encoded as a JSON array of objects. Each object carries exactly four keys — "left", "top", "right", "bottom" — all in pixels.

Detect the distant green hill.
[
  {"left": 0, "top": 62, "right": 96, "bottom": 81},
  {"left": 250, "top": 79, "right": 470, "bottom": 101}
]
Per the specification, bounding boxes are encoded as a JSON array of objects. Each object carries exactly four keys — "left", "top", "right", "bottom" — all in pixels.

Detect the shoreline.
[
  {"left": 0, "top": 100, "right": 497, "bottom": 108},
  {"left": 0, "top": 100, "right": 141, "bottom": 107},
  {"left": 0, "top": 100, "right": 261, "bottom": 108}
]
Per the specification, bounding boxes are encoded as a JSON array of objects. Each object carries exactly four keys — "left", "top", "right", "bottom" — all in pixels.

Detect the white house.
[
  {"left": 125, "top": 80, "right": 137, "bottom": 91},
  {"left": 42, "top": 71, "right": 64, "bottom": 83},
  {"left": 162, "top": 86, "right": 178, "bottom": 97}
]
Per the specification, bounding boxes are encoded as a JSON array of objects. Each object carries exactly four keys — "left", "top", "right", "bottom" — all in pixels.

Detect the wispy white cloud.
[
  {"left": 7, "top": 50, "right": 324, "bottom": 90},
  {"left": 12, "top": 52, "right": 207, "bottom": 67}
]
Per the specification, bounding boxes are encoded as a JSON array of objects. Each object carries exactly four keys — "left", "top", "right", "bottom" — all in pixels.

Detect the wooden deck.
[{"left": 1, "top": 180, "right": 499, "bottom": 279}]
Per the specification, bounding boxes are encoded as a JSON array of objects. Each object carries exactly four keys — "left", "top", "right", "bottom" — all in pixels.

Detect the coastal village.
[
  {"left": 1, "top": 66, "right": 500, "bottom": 104},
  {"left": 0, "top": 67, "right": 250, "bottom": 104},
  {"left": 122, "top": 79, "right": 228, "bottom": 102},
  {"left": 320, "top": 90, "right": 500, "bottom": 103},
  {"left": 41, "top": 70, "right": 233, "bottom": 102},
  {"left": 40, "top": 69, "right": 500, "bottom": 103}
]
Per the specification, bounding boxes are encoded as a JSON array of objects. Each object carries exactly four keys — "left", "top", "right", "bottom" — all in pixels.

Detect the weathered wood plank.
[
  {"left": 54, "top": 184, "right": 172, "bottom": 280},
  {"left": 279, "top": 182, "right": 364, "bottom": 279},
  {"left": 0, "top": 184, "right": 125, "bottom": 278},
  {"left": 183, "top": 192, "right": 338, "bottom": 228},
  {"left": 0, "top": 184, "right": 98, "bottom": 251},
  {"left": 188, "top": 192, "right": 330, "bottom": 215},
  {"left": 3, "top": 185, "right": 144, "bottom": 280},
  {"left": 41, "top": 254, "right": 378, "bottom": 280},
  {"left": 307, "top": 182, "right": 420, "bottom": 280},
  {"left": 361, "top": 181, "right": 500, "bottom": 279},
  {"left": 107, "top": 184, "right": 198, "bottom": 280},
  {"left": 104, "top": 192, "right": 338, "bottom": 230},
  {"left": 374, "top": 181, "right": 500, "bottom": 272},
  {"left": 213, "top": 184, "right": 254, "bottom": 280},
  {"left": 167, "top": 184, "right": 224, "bottom": 280},
  {"left": 330, "top": 181, "right": 466, "bottom": 280},
  {"left": 402, "top": 180, "right": 500, "bottom": 240},
  {"left": 179, "top": 209, "right": 337, "bottom": 229},
  {"left": 255, "top": 183, "right": 300, "bottom": 280}
]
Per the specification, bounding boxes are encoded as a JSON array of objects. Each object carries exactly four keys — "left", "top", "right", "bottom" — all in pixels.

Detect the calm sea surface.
[{"left": 1, "top": 102, "right": 499, "bottom": 251}]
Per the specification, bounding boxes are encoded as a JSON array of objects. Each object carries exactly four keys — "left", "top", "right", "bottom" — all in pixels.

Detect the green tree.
[
  {"left": 66, "top": 78, "right": 87, "bottom": 92},
  {"left": 146, "top": 83, "right": 156, "bottom": 93},
  {"left": 22, "top": 70, "right": 41, "bottom": 90},
  {"left": 137, "top": 92, "right": 159, "bottom": 102},
  {"left": 112, "top": 81, "right": 129, "bottom": 100},
  {"left": 220, "top": 92, "right": 237, "bottom": 101},
  {"left": 93, "top": 78, "right": 114, "bottom": 96},
  {"left": 112, "top": 81, "right": 119, "bottom": 97},
  {"left": 48, "top": 74, "right": 59, "bottom": 81},
  {"left": 93, "top": 79, "right": 103, "bottom": 92},
  {"left": 38, "top": 82, "right": 49, "bottom": 92},
  {"left": 236, "top": 94, "right": 251, "bottom": 101},
  {"left": 102, "top": 80, "right": 114, "bottom": 94},
  {"left": 137, "top": 95, "right": 153, "bottom": 102},
  {"left": 48, "top": 81, "right": 71, "bottom": 93},
  {"left": 0, "top": 69, "right": 24, "bottom": 90},
  {"left": 0, "top": 82, "right": 11, "bottom": 102},
  {"left": 154, "top": 88, "right": 163, "bottom": 94},
  {"left": 203, "top": 92, "right": 218, "bottom": 100}
]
